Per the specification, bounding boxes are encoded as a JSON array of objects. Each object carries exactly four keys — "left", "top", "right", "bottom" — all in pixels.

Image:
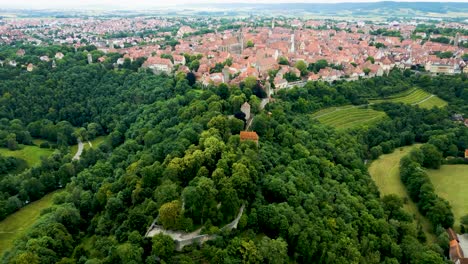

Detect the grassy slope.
[
  {"left": 0, "top": 191, "right": 59, "bottom": 256},
  {"left": 0, "top": 145, "right": 54, "bottom": 168},
  {"left": 70, "top": 136, "right": 107, "bottom": 155},
  {"left": 427, "top": 165, "right": 468, "bottom": 230},
  {"left": 368, "top": 145, "right": 435, "bottom": 241},
  {"left": 370, "top": 89, "right": 447, "bottom": 109},
  {"left": 312, "top": 106, "right": 387, "bottom": 130}
]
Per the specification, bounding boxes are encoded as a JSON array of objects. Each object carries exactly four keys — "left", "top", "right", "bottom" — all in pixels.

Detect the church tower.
[
  {"left": 455, "top": 32, "right": 460, "bottom": 47},
  {"left": 290, "top": 33, "right": 295, "bottom": 53},
  {"left": 238, "top": 29, "right": 245, "bottom": 53}
]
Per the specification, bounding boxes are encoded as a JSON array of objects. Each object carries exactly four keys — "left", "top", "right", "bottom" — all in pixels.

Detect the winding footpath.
[
  {"left": 72, "top": 138, "right": 84, "bottom": 160},
  {"left": 411, "top": 94, "right": 434, "bottom": 105},
  {"left": 146, "top": 205, "right": 245, "bottom": 251}
]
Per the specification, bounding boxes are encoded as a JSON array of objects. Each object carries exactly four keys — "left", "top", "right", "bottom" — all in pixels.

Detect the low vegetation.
[
  {"left": 312, "top": 106, "right": 387, "bottom": 130},
  {"left": 0, "top": 191, "right": 58, "bottom": 256},
  {"left": 370, "top": 88, "right": 447, "bottom": 109},
  {"left": 70, "top": 136, "right": 108, "bottom": 155},
  {"left": 368, "top": 145, "right": 434, "bottom": 240},
  {"left": 0, "top": 144, "right": 54, "bottom": 168}
]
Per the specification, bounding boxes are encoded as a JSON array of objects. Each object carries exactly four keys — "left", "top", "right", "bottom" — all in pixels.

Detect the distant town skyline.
[{"left": 1, "top": 0, "right": 467, "bottom": 9}]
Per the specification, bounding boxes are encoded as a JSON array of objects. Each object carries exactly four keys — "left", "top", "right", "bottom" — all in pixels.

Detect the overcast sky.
[{"left": 0, "top": 0, "right": 466, "bottom": 9}]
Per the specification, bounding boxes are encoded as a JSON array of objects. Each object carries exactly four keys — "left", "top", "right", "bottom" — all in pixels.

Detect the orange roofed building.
[
  {"left": 240, "top": 131, "right": 259, "bottom": 144},
  {"left": 447, "top": 228, "right": 468, "bottom": 264}
]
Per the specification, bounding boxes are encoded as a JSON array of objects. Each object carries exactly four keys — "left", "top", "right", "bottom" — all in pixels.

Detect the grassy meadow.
[
  {"left": 0, "top": 145, "right": 54, "bottom": 168},
  {"left": 0, "top": 191, "right": 59, "bottom": 256},
  {"left": 70, "top": 136, "right": 107, "bottom": 155},
  {"left": 427, "top": 165, "right": 468, "bottom": 230},
  {"left": 368, "top": 145, "right": 434, "bottom": 241}
]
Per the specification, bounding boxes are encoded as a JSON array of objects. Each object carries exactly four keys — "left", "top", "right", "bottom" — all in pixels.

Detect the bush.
[{"left": 40, "top": 142, "right": 50, "bottom": 149}]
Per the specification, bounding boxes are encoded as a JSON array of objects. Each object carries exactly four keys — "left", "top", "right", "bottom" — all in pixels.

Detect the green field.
[
  {"left": 368, "top": 145, "right": 434, "bottom": 240},
  {"left": 312, "top": 105, "right": 387, "bottom": 130},
  {"left": 370, "top": 89, "right": 447, "bottom": 109},
  {"left": 0, "top": 145, "right": 54, "bottom": 168},
  {"left": 0, "top": 191, "right": 59, "bottom": 256},
  {"left": 427, "top": 165, "right": 468, "bottom": 230},
  {"left": 70, "top": 136, "right": 107, "bottom": 155}
]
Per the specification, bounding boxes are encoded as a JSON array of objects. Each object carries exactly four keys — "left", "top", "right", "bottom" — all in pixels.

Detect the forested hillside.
[{"left": 1, "top": 45, "right": 467, "bottom": 263}]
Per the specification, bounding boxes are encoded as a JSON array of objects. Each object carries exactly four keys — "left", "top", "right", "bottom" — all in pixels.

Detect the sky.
[{"left": 0, "top": 0, "right": 467, "bottom": 9}]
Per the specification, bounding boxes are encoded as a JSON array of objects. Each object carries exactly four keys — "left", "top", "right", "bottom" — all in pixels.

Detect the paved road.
[{"left": 72, "top": 138, "right": 83, "bottom": 160}]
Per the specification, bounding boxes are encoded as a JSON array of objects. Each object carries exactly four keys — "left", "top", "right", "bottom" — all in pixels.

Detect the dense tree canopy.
[{"left": 1, "top": 45, "right": 467, "bottom": 263}]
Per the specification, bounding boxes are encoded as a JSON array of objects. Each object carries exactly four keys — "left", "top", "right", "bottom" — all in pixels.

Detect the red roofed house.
[
  {"left": 240, "top": 131, "right": 259, "bottom": 145},
  {"left": 447, "top": 228, "right": 468, "bottom": 264},
  {"left": 173, "top": 55, "right": 186, "bottom": 65},
  {"left": 465, "top": 149, "right": 468, "bottom": 159},
  {"left": 143, "top": 56, "right": 173, "bottom": 74}
]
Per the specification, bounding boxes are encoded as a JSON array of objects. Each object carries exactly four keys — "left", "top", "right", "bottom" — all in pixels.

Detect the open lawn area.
[
  {"left": 70, "top": 136, "right": 107, "bottom": 155},
  {"left": 0, "top": 191, "right": 59, "bottom": 257},
  {"left": 427, "top": 165, "right": 468, "bottom": 230},
  {"left": 0, "top": 145, "right": 54, "bottom": 168},
  {"left": 368, "top": 145, "right": 435, "bottom": 241},
  {"left": 312, "top": 105, "right": 387, "bottom": 130},
  {"left": 370, "top": 89, "right": 447, "bottom": 109}
]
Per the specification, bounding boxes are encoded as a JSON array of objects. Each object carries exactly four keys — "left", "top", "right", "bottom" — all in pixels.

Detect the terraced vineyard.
[
  {"left": 370, "top": 89, "right": 447, "bottom": 109},
  {"left": 312, "top": 106, "right": 387, "bottom": 130}
]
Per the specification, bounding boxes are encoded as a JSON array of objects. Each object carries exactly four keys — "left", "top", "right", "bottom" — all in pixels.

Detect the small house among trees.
[{"left": 240, "top": 131, "right": 259, "bottom": 144}]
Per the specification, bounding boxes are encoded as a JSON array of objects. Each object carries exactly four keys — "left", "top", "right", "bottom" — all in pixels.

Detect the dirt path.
[
  {"left": 72, "top": 138, "right": 84, "bottom": 160},
  {"left": 412, "top": 95, "right": 434, "bottom": 105},
  {"left": 146, "top": 205, "right": 245, "bottom": 250}
]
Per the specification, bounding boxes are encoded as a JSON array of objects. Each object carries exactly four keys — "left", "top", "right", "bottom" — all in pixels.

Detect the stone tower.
[
  {"left": 87, "top": 53, "right": 93, "bottom": 64},
  {"left": 238, "top": 30, "right": 245, "bottom": 53},
  {"left": 454, "top": 33, "right": 460, "bottom": 47},
  {"left": 222, "top": 66, "right": 230, "bottom": 84}
]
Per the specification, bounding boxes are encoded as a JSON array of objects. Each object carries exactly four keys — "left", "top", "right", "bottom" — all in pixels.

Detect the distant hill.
[
  {"left": 1, "top": 1, "right": 468, "bottom": 19},
  {"left": 192, "top": 1, "right": 468, "bottom": 19},
  {"left": 201, "top": 2, "right": 468, "bottom": 13}
]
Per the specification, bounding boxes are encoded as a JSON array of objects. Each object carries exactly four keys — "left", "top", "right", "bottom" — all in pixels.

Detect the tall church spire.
[{"left": 290, "top": 33, "right": 295, "bottom": 53}]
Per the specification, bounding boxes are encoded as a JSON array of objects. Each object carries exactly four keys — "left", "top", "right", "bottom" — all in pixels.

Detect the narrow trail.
[
  {"left": 72, "top": 138, "right": 83, "bottom": 160},
  {"left": 146, "top": 205, "right": 245, "bottom": 251},
  {"left": 412, "top": 95, "right": 434, "bottom": 105}
]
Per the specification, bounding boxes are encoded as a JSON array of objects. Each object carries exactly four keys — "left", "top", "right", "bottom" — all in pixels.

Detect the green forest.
[{"left": 0, "top": 45, "right": 467, "bottom": 264}]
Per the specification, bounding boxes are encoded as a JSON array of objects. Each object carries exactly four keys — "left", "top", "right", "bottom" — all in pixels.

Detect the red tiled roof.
[{"left": 240, "top": 131, "right": 259, "bottom": 141}]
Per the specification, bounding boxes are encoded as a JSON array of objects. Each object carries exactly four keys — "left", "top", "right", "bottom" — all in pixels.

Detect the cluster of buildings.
[
  {"left": 1, "top": 17, "right": 467, "bottom": 91},
  {"left": 118, "top": 20, "right": 468, "bottom": 90}
]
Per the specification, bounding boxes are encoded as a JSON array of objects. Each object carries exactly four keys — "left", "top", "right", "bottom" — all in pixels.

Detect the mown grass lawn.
[
  {"left": 0, "top": 145, "right": 54, "bottom": 168},
  {"left": 426, "top": 165, "right": 468, "bottom": 231},
  {"left": 0, "top": 191, "right": 59, "bottom": 257},
  {"left": 368, "top": 145, "right": 435, "bottom": 241}
]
